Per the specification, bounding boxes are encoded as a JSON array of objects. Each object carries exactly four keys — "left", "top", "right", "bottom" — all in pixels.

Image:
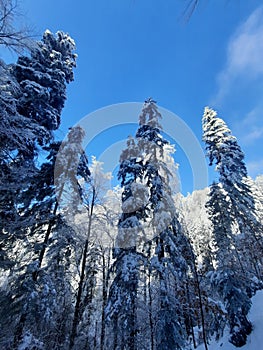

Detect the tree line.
[{"left": 0, "top": 4, "right": 263, "bottom": 349}]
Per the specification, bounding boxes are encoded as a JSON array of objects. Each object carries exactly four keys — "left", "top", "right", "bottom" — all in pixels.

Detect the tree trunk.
[
  {"left": 100, "top": 248, "right": 110, "bottom": 350},
  {"left": 148, "top": 272, "right": 154, "bottom": 350},
  {"left": 69, "top": 188, "right": 95, "bottom": 350},
  {"left": 186, "top": 280, "right": 197, "bottom": 349},
  {"left": 13, "top": 313, "right": 27, "bottom": 349},
  {"left": 193, "top": 261, "right": 209, "bottom": 350}
]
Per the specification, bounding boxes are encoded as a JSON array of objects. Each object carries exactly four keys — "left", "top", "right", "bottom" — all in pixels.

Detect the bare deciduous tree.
[{"left": 0, "top": 0, "right": 33, "bottom": 53}]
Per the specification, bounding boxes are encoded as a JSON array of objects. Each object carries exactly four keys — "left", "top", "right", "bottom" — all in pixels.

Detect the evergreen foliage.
[
  {"left": 1, "top": 29, "right": 263, "bottom": 348},
  {"left": 202, "top": 107, "right": 263, "bottom": 347}
]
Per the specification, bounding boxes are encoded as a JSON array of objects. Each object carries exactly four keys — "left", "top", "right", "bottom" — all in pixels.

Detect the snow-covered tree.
[
  {"left": 135, "top": 99, "right": 192, "bottom": 350},
  {"left": 0, "top": 30, "right": 78, "bottom": 349},
  {"left": 202, "top": 107, "right": 263, "bottom": 280},
  {"left": 0, "top": 126, "right": 90, "bottom": 350},
  {"left": 202, "top": 107, "right": 261, "bottom": 346},
  {"left": 206, "top": 181, "right": 252, "bottom": 347},
  {"left": 106, "top": 99, "right": 195, "bottom": 350},
  {"left": 0, "top": 29, "right": 77, "bottom": 269},
  {"left": 13, "top": 29, "right": 76, "bottom": 143},
  {"left": 0, "top": 58, "right": 45, "bottom": 269},
  {"left": 177, "top": 189, "right": 213, "bottom": 273},
  {"left": 106, "top": 135, "right": 146, "bottom": 350},
  {"left": 67, "top": 157, "right": 114, "bottom": 350}
]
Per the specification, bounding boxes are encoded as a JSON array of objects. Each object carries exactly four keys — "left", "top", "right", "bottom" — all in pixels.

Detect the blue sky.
[{"left": 2, "top": 0, "right": 263, "bottom": 194}]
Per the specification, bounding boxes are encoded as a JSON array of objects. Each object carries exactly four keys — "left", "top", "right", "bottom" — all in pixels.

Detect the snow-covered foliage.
[
  {"left": 1, "top": 67, "right": 263, "bottom": 350},
  {"left": 0, "top": 29, "right": 79, "bottom": 350},
  {"left": 13, "top": 30, "right": 76, "bottom": 134},
  {"left": 106, "top": 98, "right": 196, "bottom": 350},
  {"left": 202, "top": 107, "right": 263, "bottom": 274},
  {"left": 202, "top": 107, "right": 263, "bottom": 347}
]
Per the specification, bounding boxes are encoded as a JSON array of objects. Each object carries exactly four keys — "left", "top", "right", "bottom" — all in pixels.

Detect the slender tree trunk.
[
  {"left": 233, "top": 247, "right": 245, "bottom": 275},
  {"left": 69, "top": 188, "right": 95, "bottom": 350},
  {"left": 93, "top": 321, "right": 98, "bottom": 349},
  {"left": 193, "top": 261, "right": 208, "bottom": 350},
  {"left": 100, "top": 248, "right": 110, "bottom": 350},
  {"left": 113, "top": 316, "right": 118, "bottom": 349},
  {"left": 13, "top": 313, "right": 27, "bottom": 349},
  {"left": 248, "top": 249, "right": 261, "bottom": 281},
  {"left": 32, "top": 201, "right": 59, "bottom": 281},
  {"left": 148, "top": 272, "right": 154, "bottom": 350},
  {"left": 185, "top": 281, "right": 197, "bottom": 349},
  {"left": 126, "top": 250, "right": 138, "bottom": 350}
]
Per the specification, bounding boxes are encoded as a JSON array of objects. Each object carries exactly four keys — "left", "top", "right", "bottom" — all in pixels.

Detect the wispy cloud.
[
  {"left": 247, "top": 159, "right": 263, "bottom": 177},
  {"left": 213, "top": 5, "right": 263, "bottom": 104},
  {"left": 234, "top": 105, "right": 263, "bottom": 146},
  {"left": 243, "top": 127, "right": 263, "bottom": 144}
]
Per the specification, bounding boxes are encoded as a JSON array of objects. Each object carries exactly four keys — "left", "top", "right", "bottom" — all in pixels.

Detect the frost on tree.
[
  {"left": 202, "top": 107, "right": 262, "bottom": 347},
  {"left": 13, "top": 30, "right": 77, "bottom": 139},
  {"left": 137, "top": 99, "right": 192, "bottom": 350},
  {"left": 106, "top": 99, "right": 193, "bottom": 350},
  {"left": 0, "top": 29, "right": 77, "bottom": 265},
  {"left": 0, "top": 30, "right": 78, "bottom": 349},
  {"left": 202, "top": 106, "right": 263, "bottom": 281},
  {"left": 106, "top": 135, "right": 145, "bottom": 350}
]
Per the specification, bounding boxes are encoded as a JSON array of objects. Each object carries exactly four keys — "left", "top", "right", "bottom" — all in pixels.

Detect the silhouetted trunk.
[
  {"left": 186, "top": 280, "right": 197, "bottom": 349},
  {"left": 69, "top": 188, "right": 95, "bottom": 350},
  {"left": 193, "top": 261, "right": 208, "bottom": 350},
  {"left": 32, "top": 201, "right": 59, "bottom": 281},
  {"left": 148, "top": 272, "right": 154, "bottom": 350},
  {"left": 100, "top": 248, "right": 110, "bottom": 350},
  {"left": 13, "top": 313, "right": 27, "bottom": 349}
]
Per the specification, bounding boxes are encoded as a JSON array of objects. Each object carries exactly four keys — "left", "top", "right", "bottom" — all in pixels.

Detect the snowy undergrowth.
[{"left": 197, "top": 290, "right": 263, "bottom": 350}]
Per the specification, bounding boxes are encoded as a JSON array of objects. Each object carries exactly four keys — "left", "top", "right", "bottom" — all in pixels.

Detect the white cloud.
[
  {"left": 247, "top": 159, "right": 263, "bottom": 178},
  {"left": 234, "top": 105, "right": 263, "bottom": 146},
  {"left": 243, "top": 127, "right": 263, "bottom": 144},
  {"left": 213, "top": 6, "right": 263, "bottom": 104},
  {"left": 241, "top": 107, "right": 261, "bottom": 126}
]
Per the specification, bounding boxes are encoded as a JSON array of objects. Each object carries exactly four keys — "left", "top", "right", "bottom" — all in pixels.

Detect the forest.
[{"left": 1, "top": 1, "right": 263, "bottom": 350}]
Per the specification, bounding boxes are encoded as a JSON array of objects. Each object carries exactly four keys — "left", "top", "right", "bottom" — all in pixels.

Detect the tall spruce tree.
[
  {"left": 202, "top": 107, "right": 263, "bottom": 279},
  {"left": 0, "top": 58, "right": 45, "bottom": 268},
  {"left": 106, "top": 136, "right": 146, "bottom": 350},
  {"left": 106, "top": 99, "right": 194, "bottom": 350},
  {"left": 0, "top": 30, "right": 79, "bottom": 349},
  {"left": 206, "top": 182, "right": 252, "bottom": 347},
  {"left": 202, "top": 107, "right": 261, "bottom": 346},
  {"left": 136, "top": 99, "right": 193, "bottom": 350},
  {"left": 0, "top": 29, "right": 77, "bottom": 266},
  {"left": 13, "top": 30, "right": 76, "bottom": 140}
]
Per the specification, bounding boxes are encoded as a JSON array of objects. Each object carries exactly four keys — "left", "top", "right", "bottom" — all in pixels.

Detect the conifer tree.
[
  {"left": 107, "top": 99, "right": 194, "bottom": 350},
  {"left": 0, "top": 58, "right": 44, "bottom": 268},
  {"left": 202, "top": 107, "right": 263, "bottom": 280},
  {"left": 0, "top": 30, "right": 79, "bottom": 349},
  {"left": 13, "top": 30, "right": 76, "bottom": 140},
  {"left": 136, "top": 99, "right": 193, "bottom": 350},
  {"left": 206, "top": 182, "right": 252, "bottom": 347},
  {"left": 1, "top": 126, "right": 90, "bottom": 350},
  {"left": 202, "top": 107, "right": 261, "bottom": 347},
  {"left": 0, "top": 29, "right": 77, "bottom": 268},
  {"left": 106, "top": 136, "right": 146, "bottom": 350}
]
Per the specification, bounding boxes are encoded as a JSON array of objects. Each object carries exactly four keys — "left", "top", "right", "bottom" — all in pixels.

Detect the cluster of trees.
[{"left": 1, "top": 4, "right": 263, "bottom": 350}]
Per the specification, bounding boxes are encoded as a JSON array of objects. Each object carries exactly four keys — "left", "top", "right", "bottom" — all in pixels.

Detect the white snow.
[{"left": 197, "top": 290, "right": 263, "bottom": 350}]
